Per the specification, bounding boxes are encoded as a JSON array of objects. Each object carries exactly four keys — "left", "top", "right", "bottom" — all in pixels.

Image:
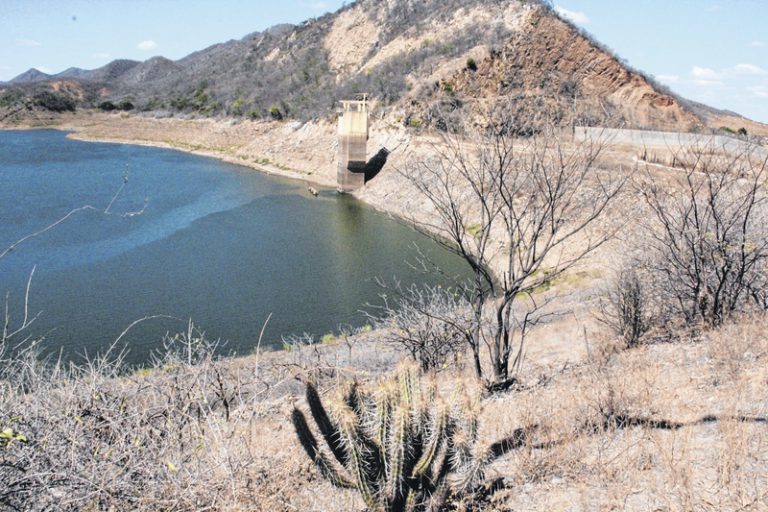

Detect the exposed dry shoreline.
[{"left": 3, "top": 111, "right": 342, "bottom": 187}]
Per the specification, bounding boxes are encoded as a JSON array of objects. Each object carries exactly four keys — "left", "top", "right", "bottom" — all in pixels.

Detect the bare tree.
[
  {"left": 401, "top": 107, "right": 625, "bottom": 388},
  {"left": 640, "top": 144, "right": 768, "bottom": 327}
]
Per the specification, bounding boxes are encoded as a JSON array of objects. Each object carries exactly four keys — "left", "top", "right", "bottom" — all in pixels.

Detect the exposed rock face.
[
  {"left": 324, "top": 7, "right": 380, "bottom": 75},
  {"left": 443, "top": 9, "right": 701, "bottom": 130}
]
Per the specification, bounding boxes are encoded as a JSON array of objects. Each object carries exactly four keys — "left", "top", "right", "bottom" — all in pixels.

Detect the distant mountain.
[
  {"left": 1, "top": 0, "right": 764, "bottom": 133},
  {"left": 4, "top": 59, "right": 140, "bottom": 87},
  {"left": 54, "top": 67, "right": 92, "bottom": 80},
  {"left": 8, "top": 68, "right": 52, "bottom": 84},
  {"left": 85, "top": 59, "right": 141, "bottom": 83}
]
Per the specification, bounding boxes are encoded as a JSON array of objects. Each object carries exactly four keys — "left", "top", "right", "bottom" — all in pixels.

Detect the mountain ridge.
[{"left": 1, "top": 0, "right": 765, "bottom": 133}]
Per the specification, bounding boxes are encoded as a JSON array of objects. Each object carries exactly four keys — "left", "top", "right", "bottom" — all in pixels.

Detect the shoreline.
[
  {"left": 0, "top": 112, "right": 542, "bottom": 286},
  {"left": 64, "top": 132, "right": 340, "bottom": 189},
  {"left": 0, "top": 111, "right": 341, "bottom": 189}
]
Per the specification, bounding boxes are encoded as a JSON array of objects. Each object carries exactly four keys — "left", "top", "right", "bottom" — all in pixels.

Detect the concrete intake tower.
[{"left": 337, "top": 97, "right": 369, "bottom": 193}]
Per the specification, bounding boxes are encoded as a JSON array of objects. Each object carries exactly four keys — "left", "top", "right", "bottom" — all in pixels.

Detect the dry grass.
[
  {"left": 3, "top": 314, "right": 766, "bottom": 511},
  {"left": 474, "top": 315, "right": 768, "bottom": 511}
]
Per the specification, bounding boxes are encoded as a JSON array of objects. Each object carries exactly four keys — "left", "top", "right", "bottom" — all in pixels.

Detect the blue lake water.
[{"left": 0, "top": 130, "right": 468, "bottom": 365}]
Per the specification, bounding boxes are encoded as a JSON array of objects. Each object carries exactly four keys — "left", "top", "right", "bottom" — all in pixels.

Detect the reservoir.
[{"left": 0, "top": 130, "right": 468, "bottom": 365}]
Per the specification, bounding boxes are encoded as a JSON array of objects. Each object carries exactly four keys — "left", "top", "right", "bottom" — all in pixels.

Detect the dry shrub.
[
  {"left": 598, "top": 267, "right": 652, "bottom": 348},
  {"left": 366, "top": 283, "right": 471, "bottom": 372},
  {"left": 3, "top": 307, "right": 767, "bottom": 511},
  {"left": 0, "top": 326, "right": 267, "bottom": 511},
  {"left": 638, "top": 144, "right": 768, "bottom": 328}
]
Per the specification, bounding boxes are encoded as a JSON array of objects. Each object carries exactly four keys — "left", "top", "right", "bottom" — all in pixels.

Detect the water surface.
[{"left": 0, "top": 130, "right": 468, "bottom": 364}]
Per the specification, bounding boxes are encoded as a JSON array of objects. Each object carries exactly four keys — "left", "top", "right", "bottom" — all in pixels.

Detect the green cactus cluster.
[{"left": 291, "top": 364, "right": 494, "bottom": 512}]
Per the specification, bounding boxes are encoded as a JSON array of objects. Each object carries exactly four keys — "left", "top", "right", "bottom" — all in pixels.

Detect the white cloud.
[
  {"left": 554, "top": 6, "right": 590, "bottom": 25},
  {"left": 15, "top": 38, "right": 41, "bottom": 47},
  {"left": 690, "top": 66, "right": 721, "bottom": 80},
  {"left": 733, "top": 63, "right": 767, "bottom": 75},
  {"left": 136, "top": 40, "right": 158, "bottom": 51},
  {"left": 656, "top": 74, "right": 680, "bottom": 84},
  {"left": 750, "top": 40, "right": 765, "bottom": 48},
  {"left": 748, "top": 86, "right": 768, "bottom": 98}
]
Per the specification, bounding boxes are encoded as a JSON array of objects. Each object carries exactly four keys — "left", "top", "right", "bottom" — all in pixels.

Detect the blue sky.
[
  {"left": 555, "top": 0, "right": 767, "bottom": 123},
  {"left": 1, "top": 0, "right": 766, "bottom": 123}
]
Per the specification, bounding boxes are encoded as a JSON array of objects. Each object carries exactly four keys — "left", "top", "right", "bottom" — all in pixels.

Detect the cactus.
[{"left": 291, "top": 364, "right": 504, "bottom": 512}]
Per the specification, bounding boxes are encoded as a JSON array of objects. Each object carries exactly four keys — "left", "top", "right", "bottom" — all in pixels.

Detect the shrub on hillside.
[
  {"left": 117, "top": 100, "right": 134, "bottom": 111},
  {"left": 98, "top": 100, "right": 117, "bottom": 111},
  {"left": 0, "top": 89, "right": 26, "bottom": 109},
  {"left": 0, "top": 325, "right": 258, "bottom": 510},
  {"left": 599, "top": 268, "right": 651, "bottom": 348},
  {"left": 367, "top": 283, "right": 471, "bottom": 372},
  {"left": 32, "top": 91, "right": 76, "bottom": 112},
  {"left": 268, "top": 104, "right": 283, "bottom": 120}
]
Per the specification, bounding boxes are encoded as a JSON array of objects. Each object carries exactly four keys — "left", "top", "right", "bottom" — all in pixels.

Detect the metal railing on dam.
[{"left": 574, "top": 127, "right": 768, "bottom": 157}]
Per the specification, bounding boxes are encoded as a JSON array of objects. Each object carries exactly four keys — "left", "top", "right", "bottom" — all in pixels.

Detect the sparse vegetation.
[
  {"left": 0, "top": 89, "right": 25, "bottom": 109},
  {"left": 32, "top": 90, "right": 76, "bottom": 112},
  {"left": 638, "top": 144, "right": 768, "bottom": 327},
  {"left": 0, "top": 325, "right": 263, "bottom": 511},
  {"left": 367, "top": 283, "right": 470, "bottom": 372},
  {"left": 99, "top": 100, "right": 134, "bottom": 112}
]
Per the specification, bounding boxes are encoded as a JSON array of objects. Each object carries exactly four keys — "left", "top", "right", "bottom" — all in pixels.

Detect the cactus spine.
[{"left": 291, "top": 364, "right": 498, "bottom": 512}]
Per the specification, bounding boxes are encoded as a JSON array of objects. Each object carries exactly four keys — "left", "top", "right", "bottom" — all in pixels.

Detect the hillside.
[{"left": 1, "top": 0, "right": 758, "bottom": 132}]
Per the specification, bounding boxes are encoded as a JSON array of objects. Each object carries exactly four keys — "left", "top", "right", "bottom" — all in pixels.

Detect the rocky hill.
[
  {"left": 8, "top": 68, "right": 53, "bottom": 85},
  {"left": 0, "top": 0, "right": 761, "bottom": 132}
]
